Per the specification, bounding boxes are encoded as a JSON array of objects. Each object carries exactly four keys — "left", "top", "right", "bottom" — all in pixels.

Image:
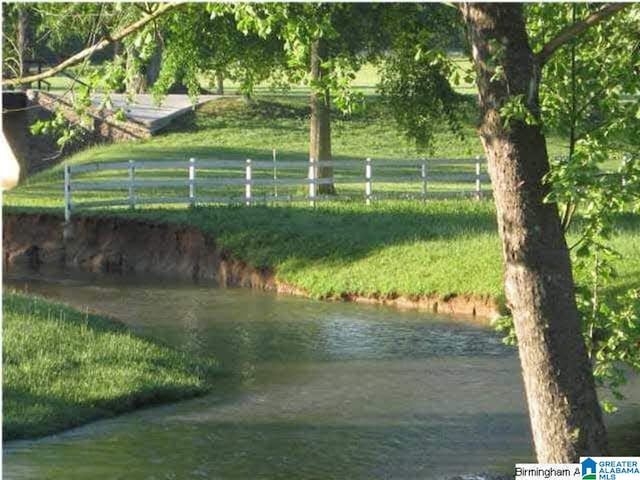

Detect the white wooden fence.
[{"left": 63, "top": 156, "right": 489, "bottom": 221}]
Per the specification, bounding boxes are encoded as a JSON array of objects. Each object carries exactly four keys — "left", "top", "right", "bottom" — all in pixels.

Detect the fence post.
[
  {"left": 273, "top": 148, "right": 278, "bottom": 198},
  {"left": 475, "top": 156, "right": 481, "bottom": 200},
  {"left": 128, "top": 159, "right": 136, "bottom": 209},
  {"left": 188, "top": 158, "right": 196, "bottom": 207},
  {"left": 64, "top": 163, "right": 71, "bottom": 222},
  {"left": 245, "top": 159, "right": 252, "bottom": 206},
  {"left": 365, "top": 158, "right": 372, "bottom": 206},
  {"left": 421, "top": 158, "right": 427, "bottom": 200},
  {"left": 309, "top": 158, "right": 316, "bottom": 207}
]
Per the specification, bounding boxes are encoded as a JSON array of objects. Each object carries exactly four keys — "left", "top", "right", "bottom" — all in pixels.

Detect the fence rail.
[{"left": 63, "top": 156, "right": 489, "bottom": 221}]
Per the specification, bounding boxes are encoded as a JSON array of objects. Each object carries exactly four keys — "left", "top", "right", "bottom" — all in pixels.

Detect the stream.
[{"left": 3, "top": 270, "right": 639, "bottom": 479}]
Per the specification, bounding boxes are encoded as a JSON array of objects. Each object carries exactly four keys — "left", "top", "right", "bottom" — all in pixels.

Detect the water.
[{"left": 3, "top": 271, "right": 638, "bottom": 479}]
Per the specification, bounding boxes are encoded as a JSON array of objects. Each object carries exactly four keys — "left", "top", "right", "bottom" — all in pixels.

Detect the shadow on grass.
[
  {"left": 6, "top": 195, "right": 639, "bottom": 282},
  {"left": 569, "top": 212, "right": 640, "bottom": 235},
  {"left": 102, "top": 201, "right": 500, "bottom": 269},
  {"left": 161, "top": 95, "right": 478, "bottom": 136}
]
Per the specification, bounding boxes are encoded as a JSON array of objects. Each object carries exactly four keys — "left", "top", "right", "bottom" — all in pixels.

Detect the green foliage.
[
  {"left": 152, "top": 4, "right": 286, "bottom": 101},
  {"left": 377, "top": 4, "right": 468, "bottom": 152},
  {"left": 495, "top": 133, "right": 639, "bottom": 410},
  {"left": 499, "top": 94, "right": 540, "bottom": 129},
  {"left": 28, "top": 55, "right": 131, "bottom": 151},
  {"left": 2, "top": 3, "right": 112, "bottom": 76},
  {"left": 4, "top": 3, "right": 163, "bottom": 151},
  {"left": 528, "top": 3, "right": 640, "bottom": 150},
  {"left": 2, "top": 3, "right": 28, "bottom": 78},
  {"left": 226, "top": 3, "right": 394, "bottom": 113},
  {"left": 582, "top": 288, "right": 640, "bottom": 413},
  {"left": 492, "top": 315, "right": 518, "bottom": 347},
  {"left": 151, "top": 30, "right": 201, "bottom": 101},
  {"left": 546, "top": 147, "right": 640, "bottom": 406},
  {"left": 29, "top": 110, "right": 73, "bottom": 146},
  {"left": 379, "top": 48, "right": 465, "bottom": 152},
  {"left": 3, "top": 290, "right": 219, "bottom": 440},
  {"left": 33, "top": 3, "right": 127, "bottom": 59}
]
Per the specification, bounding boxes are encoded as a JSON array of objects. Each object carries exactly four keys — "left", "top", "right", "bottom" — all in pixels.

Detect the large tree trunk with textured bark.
[
  {"left": 461, "top": 3, "right": 608, "bottom": 462},
  {"left": 309, "top": 37, "right": 335, "bottom": 195}
]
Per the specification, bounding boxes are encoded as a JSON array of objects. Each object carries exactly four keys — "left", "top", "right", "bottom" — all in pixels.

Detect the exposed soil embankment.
[{"left": 3, "top": 212, "right": 501, "bottom": 320}]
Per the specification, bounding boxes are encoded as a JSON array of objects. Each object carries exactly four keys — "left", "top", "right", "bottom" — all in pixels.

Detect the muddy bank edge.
[{"left": 3, "top": 212, "right": 502, "bottom": 321}]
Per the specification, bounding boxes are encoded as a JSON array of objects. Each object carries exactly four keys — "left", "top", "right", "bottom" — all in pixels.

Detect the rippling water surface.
[{"left": 3, "top": 271, "right": 638, "bottom": 479}]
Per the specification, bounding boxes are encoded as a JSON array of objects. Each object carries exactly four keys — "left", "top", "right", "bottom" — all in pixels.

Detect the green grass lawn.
[
  {"left": 4, "top": 94, "right": 638, "bottom": 304},
  {"left": 2, "top": 291, "right": 219, "bottom": 441}
]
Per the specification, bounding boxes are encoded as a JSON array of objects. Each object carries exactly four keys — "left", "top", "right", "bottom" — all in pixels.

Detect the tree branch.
[
  {"left": 2, "top": 2, "right": 183, "bottom": 87},
  {"left": 536, "top": 3, "right": 630, "bottom": 66}
]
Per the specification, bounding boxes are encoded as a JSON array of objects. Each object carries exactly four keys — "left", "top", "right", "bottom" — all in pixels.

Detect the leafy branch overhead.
[
  {"left": 535, "top": 3, "right": 631, "bottom": 66},
  {"left": 2, "top": 2, "right": 184, "bottom": 87}
]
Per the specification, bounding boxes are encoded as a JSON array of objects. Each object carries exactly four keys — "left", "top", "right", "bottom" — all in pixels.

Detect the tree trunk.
[
  {"left": 309, "top": 37, "right": 335, "bottom": 195},
  {"left": 461, "top": 3, "right": 608, "bottom": 462},
  {"left": 215, "top": 72, "right": 224, "bottom": 95},
  {"left": 125, "top": 45, "right": 146, "bottom": 94},
  {"left": 17, "top": 7, "right": 30, "bottom": 90},
  {"left": 113, "top": 40, "right": 121, "bottom": 61},
  {"left": 144, "top": 32, "right": 163, "bottom": 89}
]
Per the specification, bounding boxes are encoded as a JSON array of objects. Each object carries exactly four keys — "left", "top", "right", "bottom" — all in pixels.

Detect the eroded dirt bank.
[{"left": 3, "top": 212, "right": 501, "bottom": 320}]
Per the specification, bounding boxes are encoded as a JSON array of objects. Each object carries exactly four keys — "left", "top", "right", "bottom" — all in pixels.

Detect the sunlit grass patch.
[{"left": 3, "top": 291, "right": 220, "bottom": 440}]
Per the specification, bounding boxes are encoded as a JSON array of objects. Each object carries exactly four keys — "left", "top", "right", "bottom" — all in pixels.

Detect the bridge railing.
[{"left": 63, "top": 155, "right": 490, "bottom": 221}]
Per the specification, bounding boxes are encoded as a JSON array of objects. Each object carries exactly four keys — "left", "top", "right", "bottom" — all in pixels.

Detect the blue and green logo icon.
[{"left": 582, "top": 457, "right": 597, "bottom": 480}]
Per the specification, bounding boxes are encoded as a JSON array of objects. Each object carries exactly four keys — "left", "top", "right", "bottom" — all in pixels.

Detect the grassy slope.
[
  {"left": 65, "top": 201, "right": 635, "bottom": 302},
  {"left": 113, "top": 200, "right": 506, "bottom": 298},
  {"left": 4, "top": 93, "right": 639, "bottom": 302},
  {"left": 3, "top": 291, "right": 219, "bottom": 440}
]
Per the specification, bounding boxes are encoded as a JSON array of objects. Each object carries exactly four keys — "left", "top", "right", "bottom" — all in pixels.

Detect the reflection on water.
[{"left": 3, "top": 271, "right": 638, "bottom": 479}]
